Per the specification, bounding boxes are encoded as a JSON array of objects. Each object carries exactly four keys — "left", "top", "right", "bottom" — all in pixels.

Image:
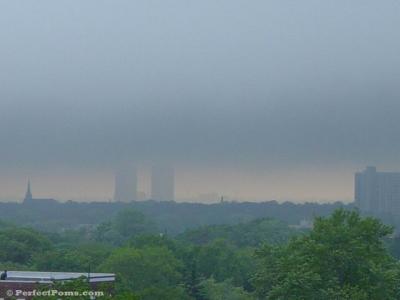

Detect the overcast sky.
[{"left": 1, "top": 1, "right": 400, "bottom": 202}]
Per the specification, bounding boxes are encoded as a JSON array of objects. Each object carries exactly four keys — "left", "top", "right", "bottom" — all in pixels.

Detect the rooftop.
[{"left": 2, "top": 271, "right": 115, "bottom": 283}]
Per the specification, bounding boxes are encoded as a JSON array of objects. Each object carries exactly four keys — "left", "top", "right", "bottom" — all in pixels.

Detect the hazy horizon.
[
  {"left": 1, "top": 1, "right": 400, "bottom": 202},
  {"left": 0, "top": 164, "right": 370, "bottom": 203}
]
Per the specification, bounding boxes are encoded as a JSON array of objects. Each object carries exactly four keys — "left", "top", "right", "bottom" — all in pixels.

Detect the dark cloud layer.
[{"left": 1, "top": 0, "right": 400, "bottom": 170}]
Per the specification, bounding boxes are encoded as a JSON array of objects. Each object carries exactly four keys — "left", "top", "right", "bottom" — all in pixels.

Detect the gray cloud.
[{"left": 1, "top": 0, "right": 400, "bottom": 172}]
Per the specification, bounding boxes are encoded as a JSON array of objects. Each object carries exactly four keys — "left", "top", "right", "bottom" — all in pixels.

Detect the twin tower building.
[{"left": 114, "top": 166, "right": 174, "bottom": 202}]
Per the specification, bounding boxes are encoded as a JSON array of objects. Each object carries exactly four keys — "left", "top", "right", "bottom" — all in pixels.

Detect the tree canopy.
[
  {"left": 253, "top": 209, "right": 400, "bottom": 299},
  {"left": 2, "top": 207, "right": 400, "bottom": 299}
]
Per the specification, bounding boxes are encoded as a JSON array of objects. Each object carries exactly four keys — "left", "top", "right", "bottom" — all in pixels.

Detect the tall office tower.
[
  {"left": 114, "top": 166, "right": 137, "bottom": 202},
  {"left": 24, "top": 180, "right": 33, "bottom": 202},
  {"left": 355, "top": 166, "right": 400, "bottom": 214},
  {"left": 151, "top": 166, "right": 174, "bottom": 201}
]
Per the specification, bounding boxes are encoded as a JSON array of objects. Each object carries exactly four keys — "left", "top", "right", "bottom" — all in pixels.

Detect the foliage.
[
  {"left": 99, "top": 246, "right": 189, "bottom": 299},
  {"left": 0, "top": 200, "right": 348, "bottom": 234},
  {"left": 32, "top": 242, "right": 112, "bottom": 272},
  {"left": 2, "top": 208, "right": 400, "bottom": 299},
  {"left": 94, "top": 209, "right": 157, "bottom": 245},
  {"left": 199, "top": 278, "right": 255, "bottom": 300},
  {"left": 195, "top": 239, "right": 256, "bottom": 289},
  {"left": 0, "top": 227, "right": 52, "bottom": 264},
  {"left": 253, "top": 209, "right": 400, "bottom": 300},
  {"left": 178, "top": 218, "right": 298, "bottom": 247}
]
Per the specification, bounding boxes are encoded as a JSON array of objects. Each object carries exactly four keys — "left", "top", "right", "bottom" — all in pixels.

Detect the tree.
[
  {"left": 94, "top": 210, "right": 157, "bottom": 245},
  {"left": 195, "top": 239, "right": 256, "bottom": 289},
  {"left": 253, "top": 209, "right": 400, "bottom": 300},
  {"left": 113, "top": 209, "right": 157, "bottom": 238},
  {"left": 178, "top": 218, "right": 297, "bottom": 247},
  {"left": 99, "top": 246, "right": 191, "bottom": 299},
  {"left": 0, "top": 227, "right": 52, "bottom": 264},
  {"left": 199, "top": 278, "right": 255, "bottom": 300},
  {"left": 32, "top": 249, "right": 90, "bottom": 272}
]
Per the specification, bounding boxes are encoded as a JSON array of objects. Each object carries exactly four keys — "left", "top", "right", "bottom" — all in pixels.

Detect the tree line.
[{"left": 1, "top": 208, "right": 400, "bottom": 299}]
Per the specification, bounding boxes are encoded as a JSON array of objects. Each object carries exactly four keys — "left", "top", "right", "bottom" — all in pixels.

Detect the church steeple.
[{"left": 24, "top": 180, "right": 32, "bottom": 202}]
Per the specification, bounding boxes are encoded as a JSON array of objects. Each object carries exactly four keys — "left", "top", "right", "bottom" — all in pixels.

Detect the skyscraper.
[
  {"left": 114, "top": 165, "right": 137, "bottom": 202},
  {"left": 151, "top": 166, "right": 174, "bottom": 201},
  {"left": 24, "top": 180, "right": 32, "bottom": 202},
  {"left": 355, "top": 166, "right": 400, "bottom": 214}
]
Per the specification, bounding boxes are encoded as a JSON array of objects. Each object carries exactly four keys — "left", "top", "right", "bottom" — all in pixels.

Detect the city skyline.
[{"left": 0, "top": 164, "right": 367, "bottom": 203}]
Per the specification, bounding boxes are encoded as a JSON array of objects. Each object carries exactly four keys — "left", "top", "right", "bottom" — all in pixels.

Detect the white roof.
[{"left": 4, "top": 271, "right": 115, "bottom": 283}]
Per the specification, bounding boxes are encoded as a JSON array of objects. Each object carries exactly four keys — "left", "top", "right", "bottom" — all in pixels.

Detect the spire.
[{"left": 24, "top": 180, "right": 32, "bottom": 202}]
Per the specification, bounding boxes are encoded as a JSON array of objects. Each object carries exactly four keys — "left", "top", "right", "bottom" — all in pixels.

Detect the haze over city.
[{"left": 1, "top": 1, "right": 400, "bottom": 202}]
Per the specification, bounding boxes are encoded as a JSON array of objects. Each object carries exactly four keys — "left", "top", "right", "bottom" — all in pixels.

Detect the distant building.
[
  {"left": 114, "top": 166, "right": 137, "bottom": 202},
  {"left": 355, "top": 166, "right": 400, "bottom": 214},
  {"left": 23, "top": 181, "right": 57, "bottom": 204},
  {"left": 24, "top": 180, "right": 32, "bottom": 202},
  {"left": 151, "top": 166, "right": 174, "bottom": 201}
]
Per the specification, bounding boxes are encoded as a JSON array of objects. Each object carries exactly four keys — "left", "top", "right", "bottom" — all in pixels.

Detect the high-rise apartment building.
[
  {"left": 355, "top": 166, "right": 400, "bottom": 214},
  {"left": 151, "top": 166, "right": 174, "bottom": 201},
  {"left": 114, "top": 166, "right": 137, "bottom": 202}
]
